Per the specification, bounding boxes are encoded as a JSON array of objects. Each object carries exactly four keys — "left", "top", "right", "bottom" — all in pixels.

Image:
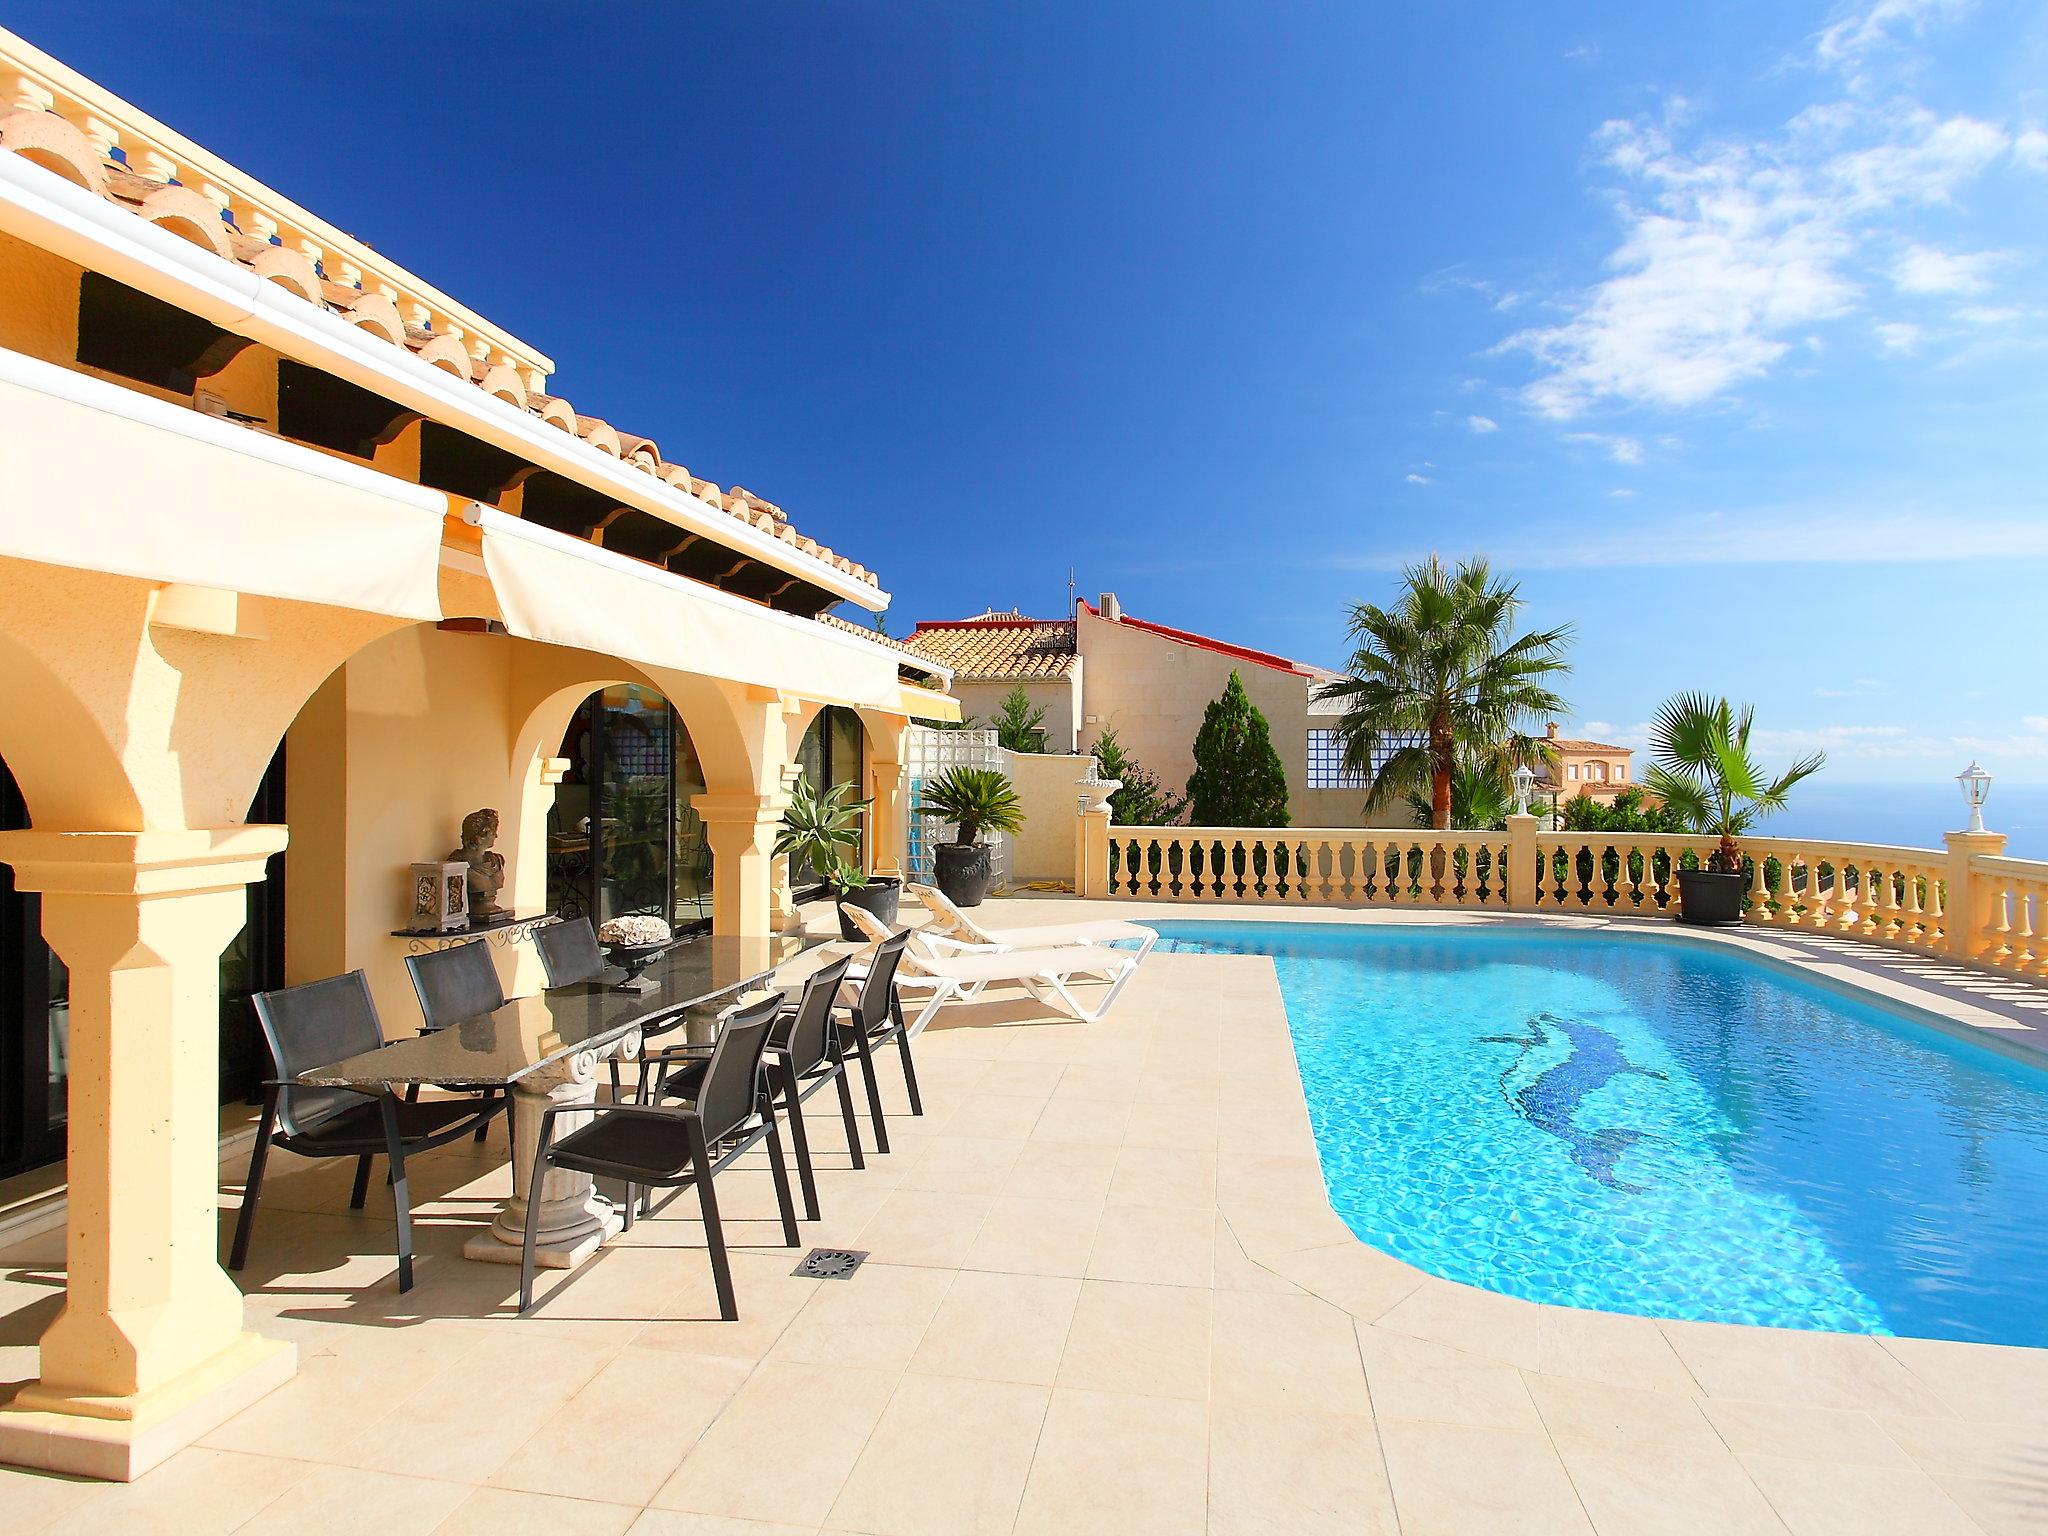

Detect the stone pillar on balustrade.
[
  {"left": 1944, "top": 828, "right": 2006, "bottom": 962},
  {"left": 1507, "top": 812, "right": 1542, "bottom": 911},
  {"left": 0, "top": 827, "right": 297, "bottom": 1481},
  {"left": 1074, "top": 770, "right": 1119, "bottom": 898}
]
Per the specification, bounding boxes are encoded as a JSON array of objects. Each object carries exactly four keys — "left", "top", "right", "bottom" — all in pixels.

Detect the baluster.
[{"left": 1985, "top": 883, "right": 2014, "bottom": 967}]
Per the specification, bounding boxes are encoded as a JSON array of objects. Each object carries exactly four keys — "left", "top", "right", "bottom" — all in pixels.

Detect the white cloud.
[
  {"left": 1334, "top": 505, "right": 2048, "bottom": 571},
  {"left": 1954, "top": 304, "right": 2026, "bottom": 324},
  {"left": 1404, "top": 473, "right": 1433, "bottom": 485},
  {"left": 1467, "top": 415, "right": 1500, "bottom": 434},
  {"left": 1563, "top": 431, "right": 1645, "bottom": 464},
  {"left": 1875, "top": 320, "right": 1923, "bottom": 352},
  {"left": 1607, "top": 487, "right": 1637, "bottom": 498},
  {"left": 2018, "top": 128, "right": 2048, "bottom": 173},
  {"left": 1891, "top": 243, "right": 2001, "bottom": 293},
  {"left": 1495, "top": 0, "right": 2015, "bottom": 423}
]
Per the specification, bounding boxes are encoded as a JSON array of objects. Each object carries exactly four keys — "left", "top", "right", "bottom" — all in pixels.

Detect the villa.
[{"left": 7, "top": 24, "right": 2048, "bottom": 1536}]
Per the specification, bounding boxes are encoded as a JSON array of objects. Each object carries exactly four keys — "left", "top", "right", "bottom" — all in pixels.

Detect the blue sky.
[{"left": 15, "top": 2, "right": 2047, "bottom": 782}]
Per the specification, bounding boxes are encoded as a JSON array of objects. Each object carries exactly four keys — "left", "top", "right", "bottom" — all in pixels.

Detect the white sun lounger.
[
  {"left": 840, "top": 903, "right": 1142, "bottom": 1027},
  {"left": 907, "top": 883, "right": 1159, "bottom": 963}
]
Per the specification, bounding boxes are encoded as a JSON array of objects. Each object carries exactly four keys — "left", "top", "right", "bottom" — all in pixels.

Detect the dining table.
[{"left": 297, "top": 929, "right": 839, "bottom": 1271}]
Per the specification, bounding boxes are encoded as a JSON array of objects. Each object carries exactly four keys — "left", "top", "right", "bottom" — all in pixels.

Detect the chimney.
[
  {"left": 1546, "top": 722, "right": 1559, "bottom": 740},
  {"left": 1099, "top": 592, "right": 1121, "bottom": 621}
]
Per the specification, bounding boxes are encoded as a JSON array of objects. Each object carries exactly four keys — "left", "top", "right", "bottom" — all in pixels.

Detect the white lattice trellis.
[{"left": 904, "top": 726, "right": 1010, "bottom": 889}]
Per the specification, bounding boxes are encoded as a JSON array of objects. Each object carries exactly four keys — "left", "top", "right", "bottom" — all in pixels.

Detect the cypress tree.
[{"left": 1186, "top": 670, "right": 1290, "bottom": 826}]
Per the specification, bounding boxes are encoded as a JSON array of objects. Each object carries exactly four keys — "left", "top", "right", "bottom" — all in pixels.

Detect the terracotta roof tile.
[{"left": 906, "top": 619, "right": 1078, "bottom": 680}]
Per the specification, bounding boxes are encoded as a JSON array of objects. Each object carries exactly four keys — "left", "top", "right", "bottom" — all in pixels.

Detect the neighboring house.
[
  {"left": 909, "top": 593, "right": 1421, "bottom": 826},
  {"left": 1532, "top": 722, "right": 1637, "bottom": 806}
]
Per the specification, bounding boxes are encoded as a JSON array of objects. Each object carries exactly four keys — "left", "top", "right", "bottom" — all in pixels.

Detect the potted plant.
[
  {"left": 777, "top": 774, "right": 899, "bottom": 941},
  {"left": 1644, "top": 693, "right": 1824, "bottom": 926},
  {"left": 917, "top": 766, "right": 1025, "bottom": 908}
]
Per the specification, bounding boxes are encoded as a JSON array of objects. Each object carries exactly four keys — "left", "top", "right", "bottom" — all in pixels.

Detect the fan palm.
[
  {"left": 1403, "top": 751, "right": 1513, "bottom": 831},
  {"left": 1642, "top": 693, "right": 1825, "bottom": 871},
  {"left": 1317, "top": 555, "right": 1572, "bottom": 830}
]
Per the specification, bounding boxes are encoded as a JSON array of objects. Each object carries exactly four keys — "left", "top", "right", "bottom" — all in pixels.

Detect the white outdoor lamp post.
[
  {"left": 1957, "top": 761, "right": 1992, "bottom": 834},
  {"left": 1511, "top": 762, "right": 1536, "bottom": 816}
]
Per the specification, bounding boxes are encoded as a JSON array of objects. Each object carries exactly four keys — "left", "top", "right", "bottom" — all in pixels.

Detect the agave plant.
[
  {"left": 917, "top": 767, "right": 1024, "bottom": 846},
  {"left": 775, "top": 773, "right": 871, "bottom": 895},
  {"left": 1643, "top": 693, "right": 1824, "bottom": 872}
]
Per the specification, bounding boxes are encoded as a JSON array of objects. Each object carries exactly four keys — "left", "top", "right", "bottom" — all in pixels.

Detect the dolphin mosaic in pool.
[{"left": 1482, "top": 1011, "right": 1667, "bottom": 1192}]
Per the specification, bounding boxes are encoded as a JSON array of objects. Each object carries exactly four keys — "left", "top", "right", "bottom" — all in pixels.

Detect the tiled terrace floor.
[{"left": 5, "top": 898, "right": 2048, "bottom": 1534}]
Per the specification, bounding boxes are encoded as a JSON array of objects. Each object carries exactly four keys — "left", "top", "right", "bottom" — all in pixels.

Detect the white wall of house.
[{"left": 949, "top": 670, "right": 1081, "bottom": 752}]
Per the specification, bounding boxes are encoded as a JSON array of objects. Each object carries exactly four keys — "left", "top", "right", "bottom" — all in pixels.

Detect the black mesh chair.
[
  {"left": 518, "top": 991, "right": 800, "bottom": 1320},
  {"left": 230, "top": 971, "right": 503, "bottom": 1292},
  {"left": 642, "top": 956, "right": 863, "bottom": 1221},
  {"left": 839, "top": 931, "right": 922, "bottom": 1155},
  {"left": 404, "top": 939, "right": 513, "bottom": 1138},
  {"left": 533, "top": 916, "right": 605, "bottom": 989}
]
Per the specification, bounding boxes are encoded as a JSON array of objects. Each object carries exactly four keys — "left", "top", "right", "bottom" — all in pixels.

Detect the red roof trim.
[{"left": 1077, "top": 599, "right": 1312, "bottom": 677}]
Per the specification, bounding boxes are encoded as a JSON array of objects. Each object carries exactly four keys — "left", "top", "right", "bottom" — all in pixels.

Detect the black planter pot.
[
  {"left": 1677, "top": 868, "right": 1747, "bottom": 926},
  {"left": 835, "top": 876, "right": 902, "bottom": 941},
  {"left": 933, "top": 843, "right": 995, "bottom": 908}
]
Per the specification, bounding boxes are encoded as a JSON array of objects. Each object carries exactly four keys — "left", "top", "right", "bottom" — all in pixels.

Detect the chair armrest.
[{"left": 641, "top": 1042, "right": 713, "bottom": 1064}]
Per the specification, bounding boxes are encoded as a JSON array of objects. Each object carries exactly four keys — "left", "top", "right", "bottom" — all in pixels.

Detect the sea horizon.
[{"left": 1679, "top": 780, "right": 2048, "bottom": 863}]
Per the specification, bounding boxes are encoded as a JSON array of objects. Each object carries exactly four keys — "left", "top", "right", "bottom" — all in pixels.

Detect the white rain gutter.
[{"left": 0, "top": 150, "right": 887, "bottom": 611}]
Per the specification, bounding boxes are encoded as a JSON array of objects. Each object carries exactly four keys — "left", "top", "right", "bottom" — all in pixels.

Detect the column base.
[
  {"left": 0, "top": 1332, "right": 295, "bottom": 1482},
  {"left": 463, "top": 1203, "right": 623, "bottom": 1269}
]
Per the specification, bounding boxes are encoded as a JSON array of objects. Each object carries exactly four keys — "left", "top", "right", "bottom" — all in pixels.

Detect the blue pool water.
[{"left": 1153, "top": 920, "right": 2048, "bottom": 1346}]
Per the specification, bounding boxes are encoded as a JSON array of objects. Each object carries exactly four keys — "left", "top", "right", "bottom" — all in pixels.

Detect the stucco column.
[
  {"left": 1943, "top": 829, "right": 2007, "bottom": 961},
  {"left": 0, "top": 827, "right": 296, "bottom": 1482},
  {"left": 695, "top": 793, "right": 788, "bottom": 937},
  {"left": 1507, "top": 813, "right": 1541, "bottom": 910},
  {"left": 866, "top": 727, "right": 910, "bottom": 881}
]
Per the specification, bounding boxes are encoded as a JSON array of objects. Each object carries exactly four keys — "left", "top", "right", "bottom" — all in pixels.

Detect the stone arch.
[
  {"left": 411, "top": 332, "right": 472, "bottom": 379},
  {"left": 574, "top": 416, "right": 623, "bottom": 457},
  {"left": 137, "top": 184, "right": 234, "bottom": 260},
  {"left": 0, "top": 109, "right": 106, "bottom": 195},
  {"left": 0, "top": 624, "right": 142, "bottom": 831},
  {"left": 531, "top": 393, "right": 578, "bottom": 433},
  {"left": 477, "top": 362, "right": 526, "bottom": 410}
]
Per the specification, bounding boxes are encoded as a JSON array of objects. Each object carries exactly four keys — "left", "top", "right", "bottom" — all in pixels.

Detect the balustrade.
[{"left": 1084, "top": 819, "right": 2048, "bottom": 984}]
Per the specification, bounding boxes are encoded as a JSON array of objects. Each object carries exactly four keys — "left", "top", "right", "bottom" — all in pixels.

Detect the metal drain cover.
[{"left": 793, "top": 1248, "right": 869, "bottom": 1280}]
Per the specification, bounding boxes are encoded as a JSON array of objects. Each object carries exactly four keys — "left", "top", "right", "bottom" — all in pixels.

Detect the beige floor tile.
[
  {"left": 826, "top": 1372, "right": 1050, "bottom": 1536},
  {"left": 1210, "top": 1290, "right": 1371, "bottom": 1416},
  {"left": 1555, "top": 1437, "right": 1785, "bottom": 1536},
  {"left": 651, "top": 1359, "right": 898, "bottom": 1527},
  {"left": 432, "top": 1486, "right": 638, "bottom": 1535},
  {"left": 1738, "top": 1454, "right": 1982, "bottom": 1536},
  {"left": 342, "top": 1329, "right": 616, "bottom": 1483},
  {"left": 1207, "top": 1400, "right": 1397, "bottom": 1536},
  {"left": 1875, "top": 1413, "right": 2048, "bottom": 1490},
  {"left": 630, "top": 1512, "right": 816, "bottom": 1536},
  {"left": 1121, "top": 1100, "right": 1223, "bottom": 1152},
  {"left": 1929, "top": 1474, "right": 2048, "bottom": 1536},
  {"left": 490, "top": 1346, "right": 753, "bottom": 1504},
  {"left": 37, "top": 1448, "right": 311, "bottom": 1536},
  {"left": 1663, "top": 1320, "right": 1957, "bottom": 1418},
  {"left": 1013, "top": 1388, "right": 1209, "bottom": 1536},
  {"left": 1210, "top": 1218, "right": 1305, "bottom": 1296},
  {"left": 910, "top": 1269, "right": 1081, "bottom": 1385},
  {"left": 1879, "top": 1334, "right": 2048, "bottom": 1424},
  {"left": 768, "top": 1262, "right": 955, "bottom": 1372},
  {"left": 1056, "top": 1279, "right": 1213, "bottom": 1401},
  {"left": 964, "top": 1195, "right": 1104, "bottom": 1277},
  {"left": 1701, "top": 1398, "right": 1914, "bottom": 1467},
  {"left": 1214, "top": 1154, "right": 1328, "bottom": 1207},
  {"left": 632, "top": 1249, "right": 823, "bottom": 1362},
  {"left": 237, "top": 1465, "right": 471, "bottom": 1536},
  {"left": 999, "top": 1142, "right": 1119, "bottom": 1203},
  {"left": 1028, "top": 1095, "right": 1131, "bottom": 1147},
  {"left": 1086, "top": 1204, "right": 1216, "bottom": 1287},
  {"left": 1257, "top": 1240, "right": 1424, "bottom": 1322},
  {"left": 856, "top": 1189, "right": 993, "bottom": 1269},
  {"left": 1378, "top": 1279, "right": 1697, "bottom": 1393},
  {"left": 0, "top": 1464, "right": 105, "bottom": 1534},
  {"left": 939, "top": 1093, "right": 1049, "bottom": 1142},
  {"left": 1378, "top": 1420, "right": 1595, "bottom": 1536},
  {"left": 1524, "top": 1372, "right": 1718, "bottom": 1448},
  {"left": 200, "top": 1328, "right": 485, "bottom": 1462},
  {"left": 894, "top": 1135, "right": 1025, "bottom": 1197},
  {"left": 1107, "top": 1146, "right": 1218, "bottom": 1208},
  {"left": 1355, "top": 1324, "right": 1543, "bottom": 1431},
  {"left": 1217, "top": 1199, "right": 1356, "bottom": 1261}
]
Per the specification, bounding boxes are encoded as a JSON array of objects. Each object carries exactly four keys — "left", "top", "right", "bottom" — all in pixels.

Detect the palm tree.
[
  {"left": 1318, "top": 555, "right": 1572, "bottom": 830},
  {"left": 1403, "top": 750, "right": 1513, "bottom": 831},
  {"left": 1643, "top": 693, "right": 1824, "bottom": 872}
]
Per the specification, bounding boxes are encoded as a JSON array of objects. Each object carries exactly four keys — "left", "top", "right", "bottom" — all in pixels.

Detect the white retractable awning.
[
  {"left": 475, "top": 507, "right": 902, "bottom": 709},
  {"left": 0, "top": 345, "right": 445, "bottom": 620}
]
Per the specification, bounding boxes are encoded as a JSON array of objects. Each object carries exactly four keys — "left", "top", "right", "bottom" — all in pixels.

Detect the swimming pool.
[{"left": 1153, "top": 919, "right": 2048, "bottom": 1346}]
